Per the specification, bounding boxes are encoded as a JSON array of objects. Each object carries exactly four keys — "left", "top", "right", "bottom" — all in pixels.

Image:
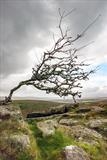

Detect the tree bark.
[
  {"left": 4, "top": 79, "right": 32, "bottom": 104},
  {"left": 72, "top": 96, "right": 76, "bottom": 103}
]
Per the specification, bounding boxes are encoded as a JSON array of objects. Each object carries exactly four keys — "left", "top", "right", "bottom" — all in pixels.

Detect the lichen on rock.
[
  {"left": 63, "top": 145, "right": 90, "bottom": 160},
  {"left": 0, "top": 104, "right": 37, "bottom": 160},
  {"left": 37, "top": 119, "right": 58, "bottom": 136}
]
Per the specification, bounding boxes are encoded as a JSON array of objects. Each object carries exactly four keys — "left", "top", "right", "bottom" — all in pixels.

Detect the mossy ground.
[
  {"left": 1, "top": 100, "right": 107, "bottom": 160},
  {"left": 0, "top": 105, "right": 37, "bottom": 160},
  {"left": 25, "top": 99, "right": 107, "bottom": 160},
  {"left": 28, "top": 120, "right": 73, "bottom": 160},
  {"left": 28, "top": 118, "right": 107, "bottom": 160}
]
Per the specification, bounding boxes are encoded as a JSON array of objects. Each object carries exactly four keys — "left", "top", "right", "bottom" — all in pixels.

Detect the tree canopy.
[{"left": 4, "top": 9, "right": 99, "bottom": 104}]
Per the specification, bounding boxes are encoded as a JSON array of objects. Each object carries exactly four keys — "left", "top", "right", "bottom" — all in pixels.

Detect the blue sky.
[{"left": 98, "top": 63, "right": 107, "bottom": 76}]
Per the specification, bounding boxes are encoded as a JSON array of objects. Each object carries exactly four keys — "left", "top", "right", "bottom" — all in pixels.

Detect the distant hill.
[{"left": 0, "top": 96, "right": 107, "bottom": 103}]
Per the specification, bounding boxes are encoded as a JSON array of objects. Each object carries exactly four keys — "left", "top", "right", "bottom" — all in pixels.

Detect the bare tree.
[{"left": 3, "top": 9, "right": 99, "bottom": 104}]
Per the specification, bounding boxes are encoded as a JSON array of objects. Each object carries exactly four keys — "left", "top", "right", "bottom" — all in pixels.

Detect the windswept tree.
[{"left": 4, "top": 9, "right": 99, "bottom": 104}]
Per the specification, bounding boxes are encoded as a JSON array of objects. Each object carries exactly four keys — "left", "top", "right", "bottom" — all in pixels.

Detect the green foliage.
[
  {"left": 28, "top": 120, "right": 74, "bottom": 160},
  {"left": 78, "top": 141, "right": 107, "bottom": 160},
  {"left": 28, "top": 118, "right": 107, "bottom": 160},
  {"left": 18, "top": 152, "right": 34, "bottom": 160}
]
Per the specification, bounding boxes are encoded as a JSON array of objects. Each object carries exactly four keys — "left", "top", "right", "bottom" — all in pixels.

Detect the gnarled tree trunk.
[{"left": 3, "top": 79, "right": 32, "bottom": 104}]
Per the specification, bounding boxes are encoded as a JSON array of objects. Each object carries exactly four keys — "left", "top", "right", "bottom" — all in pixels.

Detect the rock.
[
  {"left": 37, "top": 119, "right": 58, "bottom": 136},
  {"left": 0, "top": 106, "right": 11, "bottom": 120},
  {"left": 91, "top": 106, "right": 105, "bottom": 113},
  {"left": 27, "top": 104, "right": 74, "bottom": 118},
  {"left": 63, "top": 145, "right": 90, "bottom": 160},
  {"left": 89, "top": 106, "right": 107, "bottom": 116},
  {"left": 86, "top": 119, "right": 107, "bottom": 137},
  {"left": 7, "top": 134, "right": 30, "bottom": 150},
  {"left": 86, "top": 119, "right": 107, "bottom": 129},
  {"left": 0, "top": 105, "right": 23, "bottom": 120},
  {"left": 59, "top": 118, "right": 78, "bottom": 126},
  {"left": 70, "top": 125, "right": 102, "bottom": 142},
  {"left": 60, "top": 113, "right": 87, "bottom": 119},
  {"left": 58, "top": 125, "right": 102, "bottom": 144},
  {"left": 75, "top": 105, "right": 106, "bottom": 115},
  {"left": 0, "top": 104, "right": 37, "bottom": 160},
  {"left": 76, "top": 107, "right": 91, "bottom": 113}
]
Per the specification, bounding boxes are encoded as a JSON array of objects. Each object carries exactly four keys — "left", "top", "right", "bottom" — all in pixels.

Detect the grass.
[
  {"left": 27, "top": 118, "right": 107, "bottom": 160},
  {"left": 28, "top": 120, "right": 75, "bottom": 160},
  {"left": 78, "top": 140, "right": 107, "bottom": 160}
]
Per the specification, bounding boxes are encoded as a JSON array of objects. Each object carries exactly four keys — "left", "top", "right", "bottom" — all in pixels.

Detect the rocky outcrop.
[
  {"left": 37, "top": 119, "right": 58, "bottom": 136},
  {"left": 58, "top": 125, "right": 102, "bottom": 144},
  {"left": 0, "top": 105, "right": 23, "bottom": 121},
  {"left": 7, "top": 134, "right": 30, "bottom": 149},
  {"left": 63, "top": 145, "right": 90, "bottom": 160},
  {"left": 59, "top": 118, "right": 78, "bottom": 126},
  {"left": 70, "top": 125, "right": 102, "bottom": 141},
  {"left": 1, "top": 100, "right": 107, "bottom": 160},
  {"left": 76, "top": 107, "right": 91, "bottom": 113},
  {"left": 0, "top": 105, "right": 37, "bottom": 160},
  {"left": 86, "top": 118, "right": 107, "bottom": 137},
  {"left": 27, "top": 104, "right": 74, "bottom": 118},
  {"left": 86, "top": 119, "right": 107, "bottom": 129},
  {"left": 91, "top": 106, "right": 105, "bottom": 113}
]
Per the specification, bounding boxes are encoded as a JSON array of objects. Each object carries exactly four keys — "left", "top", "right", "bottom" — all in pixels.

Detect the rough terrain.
[{"left": 0, "top": 100, "right": 107, "bottom": 160}]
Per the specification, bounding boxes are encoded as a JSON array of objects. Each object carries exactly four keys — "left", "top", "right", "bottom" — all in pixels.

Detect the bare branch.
[
  {"left": 63, "top": 8, "right": 76, "bottom": 18},
  {"left": 77, "top": 41, "right": 94, "bottom": 51},
  {"left": 81, "top": 14, "right": 101, "bottom": 36},
  {"left": 4, "top": 9, "right": 98, "bottom": 104}
]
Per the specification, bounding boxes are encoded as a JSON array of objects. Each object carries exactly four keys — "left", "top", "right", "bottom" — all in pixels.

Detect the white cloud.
[
  {"left": 81, "top": 74, "right": 107, "bottom": 98},
  {"left": 0, "top": 1, "right": 107, "bottom": 99},
  {"left": 81, "top": 25, "right": 107, "bottom": 65}
]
